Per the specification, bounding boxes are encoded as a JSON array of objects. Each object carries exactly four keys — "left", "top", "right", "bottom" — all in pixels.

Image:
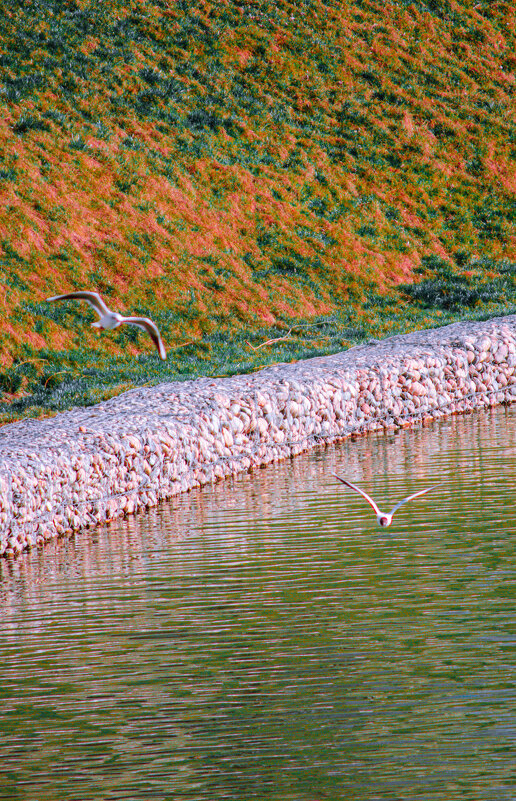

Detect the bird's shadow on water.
[{"left": 375, "top": 530, "right": 402, "bottom": 539}]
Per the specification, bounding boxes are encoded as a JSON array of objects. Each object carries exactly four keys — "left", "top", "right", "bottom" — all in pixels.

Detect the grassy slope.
[{"left": 2, "top": 0, "right": 516, "bottom": 420}]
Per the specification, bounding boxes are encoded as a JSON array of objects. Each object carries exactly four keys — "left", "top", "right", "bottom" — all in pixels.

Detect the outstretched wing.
[
  {"left": 389, "top": 484, "right": 441, "bottom": 517},
  {"left": 46, "top": 291, "right": 111, "bottom": 318},
  {"left": 331, "top": 473, "right": 381, "bottom": 515},
  {"left": 122, "top": 317, "right": 167, "bottom": 360}
]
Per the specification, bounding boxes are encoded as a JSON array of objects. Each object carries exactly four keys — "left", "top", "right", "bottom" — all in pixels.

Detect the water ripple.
[{"left": 0, "top": 407, "right": 515, "bottom": 800}]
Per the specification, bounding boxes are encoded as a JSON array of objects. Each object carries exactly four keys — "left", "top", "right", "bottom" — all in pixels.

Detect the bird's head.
[{"left": 378, "top": 515, "right": 391, "bottom": 527}]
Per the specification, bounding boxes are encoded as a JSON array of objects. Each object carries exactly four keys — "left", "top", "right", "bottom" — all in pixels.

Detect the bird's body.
[
  {"left": 46, "top": 291, "right": 167, "bottom": 360},
  {"left": 331, "top": 473, "right": 439, "bottom": 527}
]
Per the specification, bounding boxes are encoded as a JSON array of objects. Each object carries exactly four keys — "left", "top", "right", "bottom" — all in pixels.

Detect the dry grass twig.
[{"left": 245, "top": 319, "right": 337, "bottom": 351}]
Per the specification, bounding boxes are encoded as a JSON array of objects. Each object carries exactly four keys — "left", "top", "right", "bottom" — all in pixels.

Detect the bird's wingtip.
[{"left": 331, "top": 472, "right": 348, "bottom": 484}]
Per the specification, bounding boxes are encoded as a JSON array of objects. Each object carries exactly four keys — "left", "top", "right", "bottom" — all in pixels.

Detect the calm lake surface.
[{"left": 1, "top": 405, "right": 515, "bottom": 801}]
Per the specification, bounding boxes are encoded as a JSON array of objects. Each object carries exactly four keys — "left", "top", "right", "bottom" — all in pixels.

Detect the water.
[{"left": 1, "top": 406, "right": 515, "bottom": 800}]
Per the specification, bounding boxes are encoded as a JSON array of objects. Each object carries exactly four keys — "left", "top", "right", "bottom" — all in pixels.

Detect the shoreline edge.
[{"left": 2, "top": 315, "right": 516, "bottom": 557}]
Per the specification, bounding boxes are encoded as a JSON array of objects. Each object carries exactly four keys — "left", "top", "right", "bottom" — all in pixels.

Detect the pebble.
[{"left": 2, "top": 315, "right": 516, "bottom": 557}]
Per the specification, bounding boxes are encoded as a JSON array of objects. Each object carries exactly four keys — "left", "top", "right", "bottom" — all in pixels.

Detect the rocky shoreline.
[{"left": 2, "top": 315, "right": 516, "bottom": 557}]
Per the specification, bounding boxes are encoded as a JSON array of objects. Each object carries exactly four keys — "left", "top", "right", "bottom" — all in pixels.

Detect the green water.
[{"left": 1, "top": 407, "right": 515, "bottom": 800}]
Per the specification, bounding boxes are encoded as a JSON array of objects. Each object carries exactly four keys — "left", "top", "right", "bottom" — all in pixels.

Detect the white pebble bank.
[{"left": 2, "top": 315, "right": 516, "bottom": 557}]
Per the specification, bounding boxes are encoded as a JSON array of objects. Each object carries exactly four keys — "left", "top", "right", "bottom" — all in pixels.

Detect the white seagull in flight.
[
  {"left": 46, "top": 291, "right": 167, "bottom": 360},
  {"left": 331, "top": 473, "right": 440, "bottom": 527}
]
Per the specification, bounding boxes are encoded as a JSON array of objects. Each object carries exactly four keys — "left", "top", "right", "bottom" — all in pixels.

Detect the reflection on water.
[{"left": 1, "top": 406, "right": 515, "bottom": 800}]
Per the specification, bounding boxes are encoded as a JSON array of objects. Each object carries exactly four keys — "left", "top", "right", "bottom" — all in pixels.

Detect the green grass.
[
  {"left": 2, "top": 0, "right": 516, "bottom": 422},
  {"left": 3, "top": 273, "right": 516, "bottom": 426}
]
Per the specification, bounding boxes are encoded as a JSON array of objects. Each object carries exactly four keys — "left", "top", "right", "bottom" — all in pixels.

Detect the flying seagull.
[
  {"left": 331, "top": 473, "right": 440, "bottom": 527},
  {"left": 46, "top": 291, "right": 167, "bottom": 360}
]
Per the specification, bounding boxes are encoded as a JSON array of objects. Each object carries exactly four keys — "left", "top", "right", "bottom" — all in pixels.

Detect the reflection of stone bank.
[{"left": 2, "top": 315, "right": 516, "bottom": 557}]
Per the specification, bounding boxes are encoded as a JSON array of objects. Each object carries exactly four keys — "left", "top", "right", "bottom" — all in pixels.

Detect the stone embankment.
[{"left": 2, "top": 315, "right": 516, "bottom": 557}]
